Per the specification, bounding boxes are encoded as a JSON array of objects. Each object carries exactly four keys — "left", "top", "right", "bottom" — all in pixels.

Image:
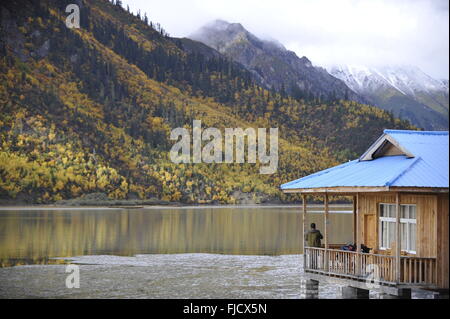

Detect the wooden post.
[
  {"left": 395, "top": 192, "right": 401, "bottom": 283},
  {"left": 302, "top": 194, "right": 307, "bottom": 268},
  {"left": 355, "top": 193, "right": 361, "bottom": 276},
  {"left": 353, "top": 195, "right": 357, "bottom": 245},
  {"left": 324, "top": 193, "right": 329, "bottom": 271}
]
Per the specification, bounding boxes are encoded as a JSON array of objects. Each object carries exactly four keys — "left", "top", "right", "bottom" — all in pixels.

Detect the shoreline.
[{"left": 0, "top": 203, "right": 353, "bottom": 211}]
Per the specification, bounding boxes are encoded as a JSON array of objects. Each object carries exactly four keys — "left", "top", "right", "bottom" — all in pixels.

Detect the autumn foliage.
[{"left": 0, "top": 0, "right": 413, "bottom": 204}]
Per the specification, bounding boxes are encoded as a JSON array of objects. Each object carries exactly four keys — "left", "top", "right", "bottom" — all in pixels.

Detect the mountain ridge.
[
  {"left": 329, "top": 64, "right": 449, "bottom": 130},
  {"left": 190, "top": 19, "right": 364, "bottom": 103},
  {"left": 191, "top": 19, "right": 448, "bottom": 130}
]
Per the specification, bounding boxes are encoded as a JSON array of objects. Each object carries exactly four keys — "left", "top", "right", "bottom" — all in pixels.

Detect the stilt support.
[
  {"left": 341, "top": 286, "right": 369, "bottom": 299},
  {"left": 375, "top": 289, "right": 411, "bottom": 299},
  {"left": 300, "top": 279, "right": 319, "bottom": 299}
]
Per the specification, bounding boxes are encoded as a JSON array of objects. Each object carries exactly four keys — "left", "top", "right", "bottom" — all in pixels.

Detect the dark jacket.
[{"left": 305, "top": 229, "right": 323, "bottom": 247}]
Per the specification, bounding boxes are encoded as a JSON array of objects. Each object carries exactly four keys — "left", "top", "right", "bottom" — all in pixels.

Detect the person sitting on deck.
[{"left": 305, "top": 223, "right": 323, "bottom": 248}]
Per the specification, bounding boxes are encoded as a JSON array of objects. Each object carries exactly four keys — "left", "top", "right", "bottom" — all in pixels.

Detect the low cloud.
[{"left": 122, "top": 0, "right": 449, "bottom": 79}]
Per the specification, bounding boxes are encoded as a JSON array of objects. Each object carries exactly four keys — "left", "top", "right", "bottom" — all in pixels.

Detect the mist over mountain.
[
  {"left": 190, "top": 19, "right": 448, "bottom": 130},
  {"left": 329, "top": 65, "right": 449, "bottom": 130},
  {"left": 190, "top": 19, "right": 363, "bottom": 103}
]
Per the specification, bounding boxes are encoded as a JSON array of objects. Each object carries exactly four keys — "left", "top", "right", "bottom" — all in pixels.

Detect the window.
[
  {"left": 401, "top": 205, "right": 416, "bottom": 253},
  {"left": 379, "top": 204, "right": 396, "bottom": 250},
  {"left": 379, "top": 204, "right": 416, "bottom": 254}
]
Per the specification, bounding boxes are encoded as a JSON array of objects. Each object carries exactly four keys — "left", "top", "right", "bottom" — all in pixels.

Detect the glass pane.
[
  {"left": 410, "top": 206, "right": 416, "bottom": 219},
  {"left": 388, "top": 221, "right": 395, "bottom": 249},
  {"left": 401, "top": 223, "right": 408, "bottom": 251},
  {"left": 384, "top": 204, "right": 390, "bottom": 217},
  {"left": 410, "top": 223, "right": 416, "bottom": 251},
  {"left": 381, "top": 221, "right": 387, "bottom": 247},
  {"left": 380, "top": 221, "right": 383, "bottom": 246},
  {"left": 389, "top": 204, "right": 396, "bottom": 218},
  {"left": 380, "top": 204, "right": 385, "bottom": 217},
  {"left": 401, "top": 205, "right": 408, "bottom": 219}
]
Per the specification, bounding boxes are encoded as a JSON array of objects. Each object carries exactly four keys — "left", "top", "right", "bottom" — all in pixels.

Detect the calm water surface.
[
  {"left": 4, "top": 206, "right": 432, "bottom": 298},
  {"left": 0, "top": 206, "right": 353, "bottom": 266}
]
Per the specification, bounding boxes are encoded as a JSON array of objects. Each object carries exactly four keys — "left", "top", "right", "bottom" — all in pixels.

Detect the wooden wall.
[
  {"left": 357, "top": 193, "right": 437, "bottom": 257},
  {"left": 357, "top": 193, "right": 394, "bottom": 252},
  {"left": 436, "top": 194, "right": 449, "bottom": 289},
  {"left": 357, "top": 192, "right": 448, "bottom": 288},
  {"left": 403, "top": 194, "right": 437, "bottom": 257}
]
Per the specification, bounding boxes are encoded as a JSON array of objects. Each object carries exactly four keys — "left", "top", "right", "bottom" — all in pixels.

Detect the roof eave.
[{"left": 281, "top": 186, "right": 449, "bottom": 194}]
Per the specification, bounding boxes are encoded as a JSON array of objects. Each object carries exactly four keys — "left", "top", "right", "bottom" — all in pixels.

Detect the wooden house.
[{"left": 281, "top": 130, "right": 449, "bottom": 298}]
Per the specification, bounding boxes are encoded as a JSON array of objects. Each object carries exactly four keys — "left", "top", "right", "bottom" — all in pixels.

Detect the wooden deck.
[{"left": 305, "top": 247, "right": 437, "bottom": 288}]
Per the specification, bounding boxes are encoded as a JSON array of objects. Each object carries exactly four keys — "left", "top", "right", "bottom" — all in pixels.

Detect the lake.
[
  {"left": 2, "top": 205, "right": 435, "bottom": 298},
  {"left": 0, "top": 205, "right": 354, "bottom": 267}
]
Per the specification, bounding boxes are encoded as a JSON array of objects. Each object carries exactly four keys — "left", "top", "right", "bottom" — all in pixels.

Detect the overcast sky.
[{"left": 122, "top": 0, "right": 449, "bottom": 79}]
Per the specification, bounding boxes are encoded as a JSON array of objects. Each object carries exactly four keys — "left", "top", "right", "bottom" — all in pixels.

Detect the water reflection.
[{"left": 0, "top": 206, "right": 353, "bottom": 267}]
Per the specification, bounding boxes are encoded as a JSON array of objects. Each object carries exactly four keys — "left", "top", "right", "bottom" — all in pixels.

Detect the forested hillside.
[{"left": 0, "top": 0, "right": 413, "bottom": 204}]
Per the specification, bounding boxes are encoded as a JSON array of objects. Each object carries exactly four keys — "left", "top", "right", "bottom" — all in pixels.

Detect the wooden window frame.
[{"left": 378, "top": 203, "right": 417, "bottom": 254}]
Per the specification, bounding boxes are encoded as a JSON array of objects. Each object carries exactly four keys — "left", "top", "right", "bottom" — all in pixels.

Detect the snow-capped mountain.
[
  {"left": 328, "top": 65, "right": 449, "bottom": 130},
  {"left": 329, "top": 65, "right": 448, "bottom": 96},
  {"left": 190, "top": 19, "right": 448, "bottom": 130}
]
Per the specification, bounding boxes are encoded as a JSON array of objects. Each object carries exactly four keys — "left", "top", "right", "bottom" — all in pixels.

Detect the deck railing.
[
  {"left": 304, "top": 247, "right": 437, "bottom": 286},
  {"left": 400, "top": 255, "right": 436, "bottom": 285}
]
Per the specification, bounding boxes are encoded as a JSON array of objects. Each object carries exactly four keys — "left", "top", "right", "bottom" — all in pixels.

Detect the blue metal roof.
[{"left": 281, "top": 130, "right": 449, "bottom": 190}]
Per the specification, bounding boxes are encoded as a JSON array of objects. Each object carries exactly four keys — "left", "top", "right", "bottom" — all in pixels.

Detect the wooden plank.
[
  {"left": 414, "top": 259, "right": 417, "bottom": 283},
  {"left": 389, "top": 187, "right": 449, "bottom": 194},
  {"left": 324, "top": 194, "right": 329, "bottom": 272},
  {"left": 428, "top": 259, "right": 431, "bottom": 283},
  {"left": 356, "top": 193, "right": 361, "bottom": 276},
  {"left": 353, "top": 195, "right": 357, "bottom": 246},
  {"left": 282, "top": 186, "right": 448, "bottom": 194},
  {"left": 282, "top": 186, "right": 390, "bottom": 194},
  {"left": 436, "top": 194, "right": 449, "bottom": 288},
  {"left": 419, "top": 259, "right": 422, "bottom": 283},
  {"left": 302, "top": 194, "right": 307, "bottom": 270},
  {"left": 396, "top": 192, "right": 401, "bottom": 283},
  {"left": 324, "top": 194, "right": 329, "bottom": 249},
  {"left": 409, "top": 258, "right": 412, "bottom": 283}
]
